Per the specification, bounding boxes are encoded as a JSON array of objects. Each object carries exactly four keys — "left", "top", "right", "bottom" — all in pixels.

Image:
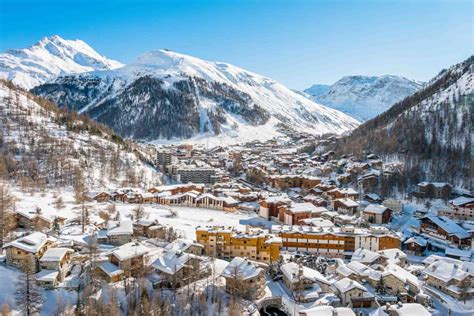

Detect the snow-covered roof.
[
  {"left": 418, "top": 182, "right": 450, "bottom": 188},
  {"left": 364, "top": 204, "right": 389, "bottom": 214},
  {"left": 335, "top": 198, "right": 359, "bottom": 208},
  {"left": 378, "top": 248, "right": 407, "bottom": 264},
  {"left": 289, "top": 202, "right": 321, "bottom": 214},
  {"left": 84, "top": 191, "right": 110, "bottom": 199},
  {"left": 333, "top": 277, "right": 366, "bottom": 293},
  {"left": 107, "top": 220, "right": 133, "bottom": 236},
  {"left": 99, "top": 262, "right": 124, "bottom": 278},
  {"left": 165, "top": 239, "right": 203, "bottom": 253},
  {"left": 300, "top": 306, "right": 355, "bottom": 316},
  {"left": 340, "top": 188, "right": 358, "bottom": 195},
  {"left": 262, "top": 194, "right": 291, "bottom": 204},
  {"left": 346, "top": 261, "right": 372, "bottom": 277},
  {"left": 423, "top": 260, "right": 472, "bottom": 283},
  {"left": 281, "top": 262, "right": 330, "bottom": 285},
  {"left": 450, "top": 196, "right": 474, "bottom": 206},
  {"left": 3, "top": 232, "right": 54, "bottom": 253},
  {"left": 337, "top": 264, "right": 356, "bottom": 277},
  {"left": 382, "top": 264, "right": 420, "bottom": 289},
  {"left": 423, "top": 215, "right": 470, "bottom": 239},
  {"left": 195, "top": 193, "right": 238, "bottom": 204},
  {"left": 111, "top": 242, "right": 148, "bottom": 261},
  {"left": 351, "top": 248, "right": 380, "bottom": 264},
  {"left": 422, "top": 254, "right": 474, "bottom": 269},
  {"left": 40, "top": 247, "right": 73, "bottom": 262},
  {"left": 221, "top": 257, "right": 263, "bottom": 281},
  {"left": 152, "top": 250, "right": 199, "bottom": 275},
  {"left": 35, "top": 269, "right": 59, "bottom": 282},
  {"left": 445, "top": 247, "right": 472, "bottom": 260},
  {"left": 218, "top": 195, "right": 238, "bottom": 205},
  {"left": 386, "top": 303, "right": 430, "bottom": 316},
  {"left": 404, "top": 236, "right": 427, "bottom": 246},
  {"left": 135, "top": 218, "right": 157, "bottom": 227},
  {"left": 300, "top": 217, "right": 335, "bottom": 228}
]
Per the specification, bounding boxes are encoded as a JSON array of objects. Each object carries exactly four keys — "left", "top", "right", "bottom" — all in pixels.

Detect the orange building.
[{"left": 195, "top": 226, "right": 281, "bottom": 263}]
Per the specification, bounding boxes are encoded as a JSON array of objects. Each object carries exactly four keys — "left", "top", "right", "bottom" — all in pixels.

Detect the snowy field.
[
  {"left": 116, "top": 203, "right": 250, "bottom": 239},
  {"left": 10, "top": 188, "right": 258, "bottom": 240}
]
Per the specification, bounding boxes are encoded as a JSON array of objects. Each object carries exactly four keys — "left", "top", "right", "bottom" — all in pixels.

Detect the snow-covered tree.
[{"left": 15, "top": 256, "right": 43, "bottom": 316}]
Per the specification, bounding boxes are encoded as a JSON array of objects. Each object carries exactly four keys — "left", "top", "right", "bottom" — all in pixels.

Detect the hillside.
[
  {"left": 32, "top": 49, "right": 359, "bottom": 145},
  {"left": 334, "top": 56, "right": 473, "bottom": 187},
  {"left": 304, "top": 75, "right": 423, "bottom": 121},
  {"left": 0, "top": 35, "right": 123, "bottom": 89},
  {"left": 0, "top": 80, "right": 161, "bottom": 190}
]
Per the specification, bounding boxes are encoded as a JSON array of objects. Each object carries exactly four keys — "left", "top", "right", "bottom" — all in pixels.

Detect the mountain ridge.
[
  {"left": 0, "top": 35, "right": 123, "bottom": 89},
  {"left": 304, "top": 75, "right": 423, "bottom": 121},
  {"left": 32, "top": 48, "right": 359, "bottom": 145}
]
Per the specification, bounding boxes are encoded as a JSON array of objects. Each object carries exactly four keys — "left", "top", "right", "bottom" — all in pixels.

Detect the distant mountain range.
[
  {"left": 0, "top": 35, "right": 123, "bottom": 89},
  {"left": 335, "top": 56, "right": 473, "bottom": 186},
  {"left": 10, "top": 36, "right": 358, "bottom": 145},
  {"left": 304, "top": 75, "right": 423, "bottom": 121}
]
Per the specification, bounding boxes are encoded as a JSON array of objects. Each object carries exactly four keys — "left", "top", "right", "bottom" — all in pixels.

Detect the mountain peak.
[
  {"left": 0, "top": 36, "right": 124, "bottom": 89},
  {"left": 304, "top": 74, "right": 423, "bottom": 121},
  {"left": 32, "top": 47, "right": 359, "bottom": 145}
]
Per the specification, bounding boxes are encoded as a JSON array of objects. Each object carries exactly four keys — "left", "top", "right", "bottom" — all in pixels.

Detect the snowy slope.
[
  {"left": 0, "top": 35, "right": 123, "bottom": 89},
  {"left": 32, "top": 49, "right": 359, "bottom": 144},
  {"left": 304, "top": 75, "right": 423, "bottom": 121},
  {"left": 0, "top": 80, "right": 160, "bottom": 189},
  {"left": 336, "top": 56, "right": 473, "bottom": 185}
]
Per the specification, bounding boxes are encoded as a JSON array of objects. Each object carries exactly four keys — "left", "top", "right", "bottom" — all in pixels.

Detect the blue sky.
[{"left": 0, "top": 0, "right": 472, "bottom": 89}]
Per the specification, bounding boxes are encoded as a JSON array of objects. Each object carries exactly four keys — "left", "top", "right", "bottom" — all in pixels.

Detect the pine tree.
[
  {"left": 0, "top": 184, "right": 15, "bottom": 252},
  {"left": 132, "top": 205, "right": 145, "bottom": 220},
  {"left": 15, "top": 256, "right": 43, "bottom": 316},
  {"left": 53, "top": 195, "right": 65, "bottom": 209}
]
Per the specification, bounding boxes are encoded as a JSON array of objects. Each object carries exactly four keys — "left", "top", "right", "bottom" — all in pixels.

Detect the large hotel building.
[
  {"left": 271, "top": 225, "right": 401, "bottom": 258},
  {"left": 195, "top": 226, "right": 282, "bottom": 263}
]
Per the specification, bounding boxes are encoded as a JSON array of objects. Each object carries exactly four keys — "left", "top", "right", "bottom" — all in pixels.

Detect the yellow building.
[{"left": 195, "top": 226, "right": 281, "bottom": 263}]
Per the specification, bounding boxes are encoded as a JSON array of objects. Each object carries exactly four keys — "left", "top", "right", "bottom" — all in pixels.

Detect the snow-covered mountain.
[
  {"left": 0, "top": 80, "right": 160, "bottom": 189},
  {"left": 304, "top": 75, "right": 423, "bottom": 121},
  {"left": 335, "top": 56, "right": 473, "bottom": 186},
  {"left": 0, "top": 35, "right": 123, "bottom": 89},
  {"left": 32, "top": 49, "right": 359, "bottom": 145}
]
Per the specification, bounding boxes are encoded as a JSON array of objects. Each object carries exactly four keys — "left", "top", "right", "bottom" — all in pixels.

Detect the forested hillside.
[
  {"left": 0, "top": 80, "right": 161, "bottom": 190},
  {"left": 334, "top": 56, "right": 473, "bottom": 188}
]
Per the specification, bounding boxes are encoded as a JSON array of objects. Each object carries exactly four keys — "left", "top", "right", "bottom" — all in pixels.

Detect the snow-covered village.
[{"left": 0, "top": 1, "right": 472, "bottom": 315}]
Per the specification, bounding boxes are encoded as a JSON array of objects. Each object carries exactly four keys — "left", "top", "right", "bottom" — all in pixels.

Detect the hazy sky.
[{"left": 1, "top": 0, "right": 472, "bottom": 89}]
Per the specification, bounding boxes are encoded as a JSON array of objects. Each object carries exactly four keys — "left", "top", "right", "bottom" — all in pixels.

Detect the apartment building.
[
  {"left": 176, "top": 166, "right": 218, "bottom": 184},
  {"left": 156, "top": 150, "right": 173, "bottom": 168},
  {"left": 195, "top": 226, "right": 281, "bottom": 263},
  {"left": 258, "top": 195, "right": 292, "bottom": 220},
  {"left": 271, "top": 225, "right": 401, "bottom": 258},
  {"left": 437, "top": 197, "right": 474, "bottom": 221}
]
